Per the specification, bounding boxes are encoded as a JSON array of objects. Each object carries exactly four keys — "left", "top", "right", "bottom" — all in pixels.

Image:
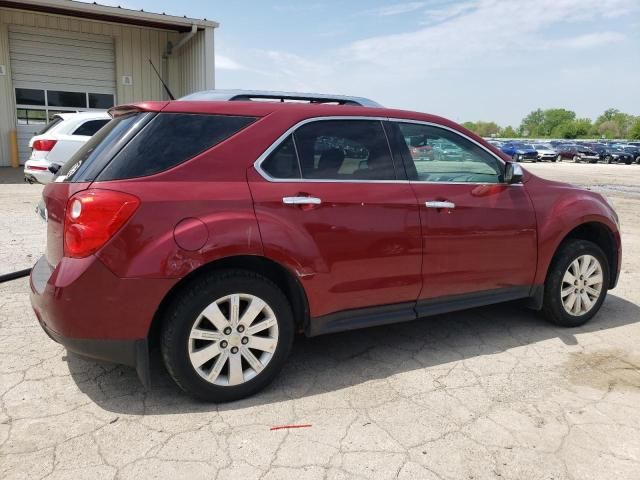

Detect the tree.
[
  {"left": 502, "top": 126, "right": 518, "bottom": 138},
  {"left": 519, "top": 109, "right": 544, "bottom": 136},
  {"left": 629, "top": 119, "right": 640, "bottom": 140},
  {"left": 461, "top": 121, "right": 476, "bottom": 132},
  {"left": 519, "top": 108, "right": 576, "bottom": 137},
  {"left": 596, "top": 108, "right": 620, "bottom": 124},
  {"left": 543, "top": 109, "right": 576, "bottom": 136},
  {"left": 598, "top": 120, "right": 621, "bottom": 139},
  {"left": 461, "top": 121, "right": 501, "bottom": 137}
]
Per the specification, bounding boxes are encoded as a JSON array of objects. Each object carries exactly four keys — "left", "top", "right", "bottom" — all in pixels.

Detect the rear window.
[
  {"left": 37, "top": 116, "right": 63, "bottom": 135},
  {"left": 73, "top": 119, "right": 109, "bottom": 136},
  {"left": 57, "top": 112, "right": 150, "bottom": 182},
  {"left": 96, "top": 113, "right": 256, "bottom": 181}
]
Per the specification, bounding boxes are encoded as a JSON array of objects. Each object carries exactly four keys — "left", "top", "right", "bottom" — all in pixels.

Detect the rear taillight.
[
  {"left": 64, "top": 190, "right": 140, "bottom": 258},
  {"left": 32, "top": 139, "right": 58, "bottom": 151}
]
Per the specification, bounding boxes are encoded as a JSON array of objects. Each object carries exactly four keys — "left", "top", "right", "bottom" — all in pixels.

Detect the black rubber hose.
[{"left": 0, "top": 268, "right": 32, "bottom": 283}]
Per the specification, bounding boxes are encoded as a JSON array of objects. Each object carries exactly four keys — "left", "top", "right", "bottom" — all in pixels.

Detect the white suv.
[{"left": 24, "top": 111, "right": 110, "bottom": 184}]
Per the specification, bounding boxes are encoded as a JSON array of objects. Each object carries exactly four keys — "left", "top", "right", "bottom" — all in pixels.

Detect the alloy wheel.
[
  {"left": 188, "top": 293, "right": 279, "bottom": 386},
  {"left": 560, "top": 255, "right": 604, "bottom": 316}
]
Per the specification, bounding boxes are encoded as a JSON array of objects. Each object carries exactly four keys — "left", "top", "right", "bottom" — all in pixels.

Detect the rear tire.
[
  {"left": 160, "top": 270, "right": 295, "bottom": 402},
  {"left": 541, "top": 240, "right": 609, "bottom": 327}
]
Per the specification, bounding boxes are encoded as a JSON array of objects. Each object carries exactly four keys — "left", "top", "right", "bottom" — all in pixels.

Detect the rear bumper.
[
  {"left": 39, "top": 321, "right": 150, "bottom": 388},
  {"left": 30, "top": 254, "right": 175, "bottom": 387}
]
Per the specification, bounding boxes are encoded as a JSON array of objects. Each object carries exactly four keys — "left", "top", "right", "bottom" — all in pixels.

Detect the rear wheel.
[
  {"left": 606, "top": 155, "right": 612, "bottom": 164},
  {"left": 542, "top": 240, "right": 609, "bottom": 327},
  {"left": 573, "top": 155, "right": 580, "bottom": 163},
  {"left": 160, "top": 270, "right": 295, "bottom": 401}
]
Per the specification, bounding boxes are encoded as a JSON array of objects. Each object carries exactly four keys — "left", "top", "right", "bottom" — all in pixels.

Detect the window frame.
[
  {"left": 254, "top": 116, "right": 510, "bottom": 185},
  {"left": 255, "top": 116, "right": 402, "bottom": 183}
]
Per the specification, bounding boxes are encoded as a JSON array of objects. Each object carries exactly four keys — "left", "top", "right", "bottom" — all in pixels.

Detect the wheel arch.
[
  {"left": 548, "top": 221, "right": 619, "bottom": 288},
  {"left": 148, "top": 255, "right": 310, "bottom": 347}
]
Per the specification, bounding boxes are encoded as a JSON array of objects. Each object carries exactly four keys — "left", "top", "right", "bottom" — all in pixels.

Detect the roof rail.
[{"left": 179, "top": 89, "right": 382, "bottom": 107}]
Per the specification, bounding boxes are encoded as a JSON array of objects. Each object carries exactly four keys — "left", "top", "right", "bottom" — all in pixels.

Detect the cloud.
[
  {"left": 216, "top": 54, "right": 243, "bottom": 71},
  {"left": 421, "top": 1, "right": 477, "bottom": 23},
  {"left": 558, "top": 32, "right": 625, "bottom": 49},
  {"left": 218, "top": 0, "right": 639, "bottom": 124},
  {"left": 367, "top": 2, "right": 428, "bottom": 17}
]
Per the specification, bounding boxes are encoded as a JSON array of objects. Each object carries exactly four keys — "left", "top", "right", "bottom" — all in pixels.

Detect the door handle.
[
  {"left": 282, "top": 196, "right": 322, "bottom": 206},
  {"left": 425, "top": 201, "right": 455, "bottom": 209}
]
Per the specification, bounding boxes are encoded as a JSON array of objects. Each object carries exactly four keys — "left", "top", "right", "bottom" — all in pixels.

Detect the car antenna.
[{"left": 148, "top": 58, "right": 175, "bottom": 100}]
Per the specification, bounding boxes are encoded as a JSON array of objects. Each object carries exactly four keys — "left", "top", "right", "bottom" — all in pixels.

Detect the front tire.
[
  {"left": 542, "top": 240, "right": 609, "bottom": 327},
  {"left": 160, "top": 270, "right": 295, "bottom": 402}
]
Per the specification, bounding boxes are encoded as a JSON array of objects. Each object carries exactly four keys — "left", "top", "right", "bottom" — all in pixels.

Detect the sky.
[{"left": 85, "top": 0, "right": 639, "bottom": 126}]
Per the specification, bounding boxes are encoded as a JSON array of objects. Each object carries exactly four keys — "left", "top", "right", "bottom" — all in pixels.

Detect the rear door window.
[
  {"left": 294, "top": 120, "right": 396, "bottom": 180},
  {"left": 97, "top": 113, "right": 256, "bottom": 180}
]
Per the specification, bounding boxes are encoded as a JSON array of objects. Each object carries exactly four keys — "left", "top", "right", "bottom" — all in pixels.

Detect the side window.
[
  {"left": 396, "top": 123, "right": 503, "bottom": 183},
  {"left": 73, "top": 119, "right": 109, "bottom": 136},
  {"left": 97, "top": 113, "right": 256, "bottom": 181},
  {"left": 294, "top": 120, "right": 396, "bottom": 180},
  {"left": 261, "top": 135, "right": 301, "bottom": 179}
]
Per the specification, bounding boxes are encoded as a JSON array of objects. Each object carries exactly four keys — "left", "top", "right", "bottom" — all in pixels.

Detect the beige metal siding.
[
  {"left": 9, "top": 25, "right": 115, "bottom": 91},
  {"left": 0, "top": 7, "right": 215, "bottom": 167}
]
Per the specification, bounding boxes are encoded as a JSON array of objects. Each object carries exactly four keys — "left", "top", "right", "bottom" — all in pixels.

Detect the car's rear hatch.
[
  {"left": 40, "top": 100, "right": 261, "bottom": 267},
  {"left": 41, "top": 107, "right": 160, "bottom": 266}
]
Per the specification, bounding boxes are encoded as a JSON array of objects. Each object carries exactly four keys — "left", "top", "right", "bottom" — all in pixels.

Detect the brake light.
[
  {"left": 33, "top": 139, "right": 58, "bottom": 151},
  {"left": 64, "top": 190, "right": 140, "bottom": 258}
]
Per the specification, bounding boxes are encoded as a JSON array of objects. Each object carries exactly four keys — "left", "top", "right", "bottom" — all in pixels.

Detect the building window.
[
  {"left": 89, "top": 93, "right": 115, "bottom": 109},
  {"left": 15, "top": 88, "right": 45, "bottom": 106},
  {"left": 16, "top": 108, "right": 47, "bottom": 125},
  {"left": 47, "top": 90, "right": 87, "bottom": 108},
  {"left": 14, "top": 89, "right": 115, "bottom": 126}
]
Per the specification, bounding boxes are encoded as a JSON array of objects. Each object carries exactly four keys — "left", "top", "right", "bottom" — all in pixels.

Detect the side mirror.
[{"left": 504, "top": 162, "right": 523, "bottom": 184}]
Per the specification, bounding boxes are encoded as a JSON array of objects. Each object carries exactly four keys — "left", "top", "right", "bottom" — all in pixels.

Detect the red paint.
[
  {"left": 31, "top": 100, "right": 621, "bottom": 347},
  {"left": 173, "top": 218, "right": 208, "bottom": 252},
  {"left": 270, "top": 425, "right": 312, "bottom": 431}
]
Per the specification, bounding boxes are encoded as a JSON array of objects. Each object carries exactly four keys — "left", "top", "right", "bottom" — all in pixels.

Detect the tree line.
[{"left": 462, "top": 108, "right": 640, "bottom": 140}]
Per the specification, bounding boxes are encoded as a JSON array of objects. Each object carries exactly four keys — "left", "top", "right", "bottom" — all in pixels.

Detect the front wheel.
[
  {"left": 556, "top": 155, "right": 562, "bottom": 162},
  {"left": 573, "top": 155, "right": 581, "bottom": 163},
  {"left": 542, "top": 240, "right": 609, "bottom": 327},
  {"left": 160, "top": 270, "right": 295, "bottom": 401}
]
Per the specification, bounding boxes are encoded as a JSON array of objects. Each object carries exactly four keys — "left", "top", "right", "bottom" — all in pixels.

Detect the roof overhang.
[{"left": 0, "top": 0, "right": 219, "bottom": 32}]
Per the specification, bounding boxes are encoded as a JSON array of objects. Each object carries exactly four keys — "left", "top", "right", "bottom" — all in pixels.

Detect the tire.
[
  {"left": 542, "top": 239, "right": 609, "bottom": 327},
  {"left": 160, "top": 269, "right": 295, "bottom": 402},
  {"left": 556, "top": 155, "right": 562, "bottom": 162},
  {"left": 573, "top": 155, "right": 580, "bottom": 163},
  {"left": 606, "top": 155, "right": 612, "bottom": 164},
  {"left": 635, "top": 156, "right": 640, "bottom": 164}
]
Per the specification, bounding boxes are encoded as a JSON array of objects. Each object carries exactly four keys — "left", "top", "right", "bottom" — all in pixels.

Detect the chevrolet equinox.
[{"left": 30, "top": 90, "right": 622, "bottom": 401}]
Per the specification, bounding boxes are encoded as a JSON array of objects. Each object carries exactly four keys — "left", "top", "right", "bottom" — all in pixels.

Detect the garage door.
[{"left": 9, "top": 25, "right": 116, "bottom": 162}]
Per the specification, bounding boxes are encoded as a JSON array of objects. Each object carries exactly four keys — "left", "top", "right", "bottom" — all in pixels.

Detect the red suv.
[{"left": 30, "top": 91, "right": 621, "bottom": 401}]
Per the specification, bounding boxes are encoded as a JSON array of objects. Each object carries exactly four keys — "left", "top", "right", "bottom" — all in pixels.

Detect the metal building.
[{"left": 0, "top": 0, "right": 218, "bottom": 166}]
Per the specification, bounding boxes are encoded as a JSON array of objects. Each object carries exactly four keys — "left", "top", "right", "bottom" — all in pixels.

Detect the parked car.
[
  {"left": 24, "top": 112, "right": 110, "bottom": 184},
  {"left": 500, "top": 142, "right": 538, "bottom": 162},
  {"left": 531, "top": 143, "right": 558, "bottom": 162},
  {"left": 30, "top": 90, "right": 621, "bottom": 402},
  {"left": 556, "top": 144, "right": 600, "bottom": 163},
  {"left": 615, "top": 144, "right": 640, "bottom": 164}
]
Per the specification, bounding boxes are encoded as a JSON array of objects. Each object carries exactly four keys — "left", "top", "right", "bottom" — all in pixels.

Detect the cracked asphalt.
[{"left": 1, "top": 162, "right": 639, "bottom": 480}]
